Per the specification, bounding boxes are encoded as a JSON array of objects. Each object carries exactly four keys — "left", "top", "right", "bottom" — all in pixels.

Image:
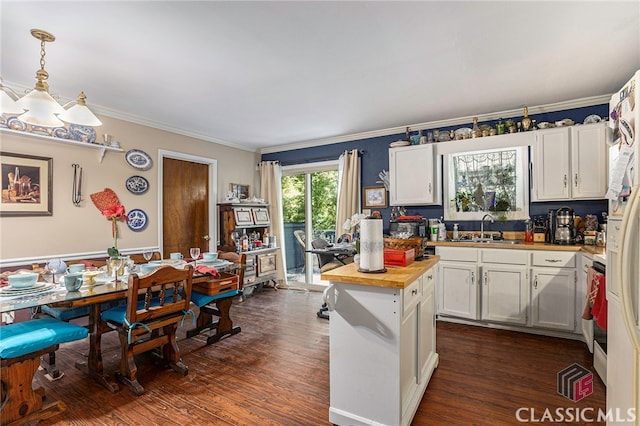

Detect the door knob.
[{"left": 203, "top": 235, "right": 210, "bottom": 241}]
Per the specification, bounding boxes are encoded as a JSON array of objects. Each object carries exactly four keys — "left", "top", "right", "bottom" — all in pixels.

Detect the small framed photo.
[
  {"left": 230, "top": 183, "right": 250, "bottom": 200},
  {"left": 252, "top": 207, "right": 270, "bottom": 225},
  {"left": 1, "top": 152, "right": 53, "bottom": 216},
  {"left": 363, "top": 186, "right": 387, "bottom": 209},
  {"left": 233, "top": 207, "right": 254, "bottom": 226}
]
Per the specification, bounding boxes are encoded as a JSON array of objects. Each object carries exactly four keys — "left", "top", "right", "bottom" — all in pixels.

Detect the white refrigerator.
[{"left": 607, "top": 69, "right": 640, "bottom": 425}]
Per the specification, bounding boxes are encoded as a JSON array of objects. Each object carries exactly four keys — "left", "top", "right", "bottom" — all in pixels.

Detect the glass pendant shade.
[
  {"left": 58, "top": 92, "right": 102, "bottom": 126},
  {"left": 0, "top": 90, "right": 24, "bottom": 114},
  {"left": 16, "top": 89, "right": 65, "bottom": 127}
]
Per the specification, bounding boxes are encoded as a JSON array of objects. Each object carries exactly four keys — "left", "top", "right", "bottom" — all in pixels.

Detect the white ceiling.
[{"left": 1, "top": 1, "right": 639, "bottom": 153}]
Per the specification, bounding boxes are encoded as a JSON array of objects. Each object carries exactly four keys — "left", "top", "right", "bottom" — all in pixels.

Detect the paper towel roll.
[{"left": 359, "top": 218, "right": 385, "bottom": 272}]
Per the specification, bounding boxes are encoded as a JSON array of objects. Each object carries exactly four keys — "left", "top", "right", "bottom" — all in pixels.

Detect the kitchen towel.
[
  {"left": 582, "top": 267, "right": 607, "bottom": 330},
  {"left": 359, "top": 218, "right": 385, "bottom": 272}
]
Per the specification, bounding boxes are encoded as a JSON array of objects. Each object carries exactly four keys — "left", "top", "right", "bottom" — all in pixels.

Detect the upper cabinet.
[
  {"left": 389, "top": 144, "right": 441, "bottom": 206},
  {"left": 531, "top": 122, "right": 607, "bottom": 201}
]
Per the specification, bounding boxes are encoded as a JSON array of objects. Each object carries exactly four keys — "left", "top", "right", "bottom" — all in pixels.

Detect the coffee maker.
[{"left": 554, "top": 207, "right": 575, "bottom": 245}]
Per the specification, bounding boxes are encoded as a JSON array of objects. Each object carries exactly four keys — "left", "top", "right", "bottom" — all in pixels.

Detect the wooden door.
[{"left": 163, "top": 157, "right": 209, "bottom": 258}]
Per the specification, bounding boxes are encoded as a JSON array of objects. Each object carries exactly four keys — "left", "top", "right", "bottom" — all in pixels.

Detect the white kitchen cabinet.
[
  {"left": 531, "top": 267, "right": 576, "bottom": 331},
  {"left": 419, "top": 270, "right": 436, "bottom": 380},
  {"left": 326, "top": 263, "right": 439, "bottom": 426},
  {"left": 570, "top": 123, "right": 608, "bottom": 199},
  {"left": 436, "top": 247, "right": 479, "bottom": 320},
  {"left": 530, "top": 250, "right": 576, "bottom": 331},
  {"left": 480, "top": 249, "right": 529, "bottom": 325},
  {"left": 481, "top": 265, "right": 529, "bottom": 325},
  {"left": 532, "top": 123, "right": 607, "bottom": 201},
  {"left": 389, "top": 144, "right": 441, "bottom": 206}
]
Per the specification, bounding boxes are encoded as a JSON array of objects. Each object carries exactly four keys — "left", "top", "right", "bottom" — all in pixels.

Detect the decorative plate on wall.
[
  {"left": 69, "top": 124, "right": 97, "bottom": 143},
  {"left": 126, "top": 208, "right": 148, "bottom": 231},
  {"left": 125, "top": 175, "right": 149, "bottom": 195},
  {"left": 125, "top": 149, "right": 153, "bottom": 171}
]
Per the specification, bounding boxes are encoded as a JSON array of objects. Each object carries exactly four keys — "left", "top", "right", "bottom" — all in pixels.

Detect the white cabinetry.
[
  {"left": 389, "top": 144, "right": 441, "bottom": 206},
  {"left": 436, "top": 247, "right": 478, "bottom": 320},
  {"left": 532, "top": 122, "right": 607, "bottom": 201},
  {"left": 327, "top": 266, "right": 438, "bottom": 426},
  {"left": 437, "top": 247, "right": 580, "bottom": 334},
  {"left": 480, "top": 249, "right": 529, "bottom": 325},
  {"left": 530, "top": 251, "right": 576, "bottom": 331}
]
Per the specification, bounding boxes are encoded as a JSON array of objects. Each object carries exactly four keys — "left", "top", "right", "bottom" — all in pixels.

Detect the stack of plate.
[{"left": 0, "top": 282, "right": 55, "bottom": 297}]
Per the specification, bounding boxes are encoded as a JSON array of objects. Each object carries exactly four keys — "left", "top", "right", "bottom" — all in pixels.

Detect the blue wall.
[{"left": 262, "top": 103, "right": 609, "bottom": 234}]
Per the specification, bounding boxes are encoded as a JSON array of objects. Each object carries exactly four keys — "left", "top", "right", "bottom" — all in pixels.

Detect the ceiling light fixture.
[{"left": 11, "top": 29, "right": 102, "bottom": 128}]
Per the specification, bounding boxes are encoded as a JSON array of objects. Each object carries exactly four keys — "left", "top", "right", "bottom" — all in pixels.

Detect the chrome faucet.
[{"left": 480, "top": 214, "right": 495, "bottom": 240}]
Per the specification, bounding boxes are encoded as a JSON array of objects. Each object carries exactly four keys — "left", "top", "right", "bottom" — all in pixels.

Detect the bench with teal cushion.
[
  {"left": 36, "top": 298, "right": 126, "bottom": 380},
  {"left": 40, "top": 299, "right": 126, "bottom": 321},
  {"left": 0, "top": 318, "right": 89, "bottom": 425},
  {"left": 187, "top": 288, "right": 241, "bottom": 344}
]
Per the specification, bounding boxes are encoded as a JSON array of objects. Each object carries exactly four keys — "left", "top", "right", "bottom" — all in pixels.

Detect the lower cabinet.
[
  {"left": 530, "top": 266, "right": 576, "bottom": 331},
  {"left": 480, "top": 249, "right": 529, "bottom": 325},
  {"left": 328, "top": 266, "right": 438, "bottom": 426},
  {"left": 437, "top": 246, "right": 578, "bottom": 334},
  {"left": 481, "top": 265, "right": 528, "bottom": 325},
  {"left": 437, "top": 247, "right": 479, "bottom": 320}
]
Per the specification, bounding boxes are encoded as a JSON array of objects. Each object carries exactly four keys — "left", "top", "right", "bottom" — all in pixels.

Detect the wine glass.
[
  {"left": 190, "top": 247, "right": 201, "bottom": 266},
  {"left": 109, "top": 256, "right": 124, "bottom": 284},
  {"left": 142, "top": 248, "right": 154, "bottom": 262}
]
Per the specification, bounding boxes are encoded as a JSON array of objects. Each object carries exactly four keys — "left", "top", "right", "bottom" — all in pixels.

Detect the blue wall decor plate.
[
  {"left": 127, "top": 209, "right": 148, "bottom": 231},
  {"left": 125, "top": 175, "right": 149, "bottom": 195},
  {"left": 69, "top": 124, "right": 97, "bottom": 143},
  {"left": 125, "top": 149, "right": 153, "bottom": 171}
]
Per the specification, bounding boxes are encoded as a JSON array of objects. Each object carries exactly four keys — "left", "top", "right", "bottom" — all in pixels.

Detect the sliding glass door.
[{"left": 282, "top": 161, "right": 338, "bottom": 289}]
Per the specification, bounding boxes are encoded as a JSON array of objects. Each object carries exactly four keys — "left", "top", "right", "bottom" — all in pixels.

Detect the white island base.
[{"left": 322, "top": 259, "right": 439, "bottom": 426}]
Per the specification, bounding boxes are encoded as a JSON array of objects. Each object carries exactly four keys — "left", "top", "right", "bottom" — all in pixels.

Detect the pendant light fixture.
[{"left": 12, "top": 29, "right": 102, "bottom": 128}]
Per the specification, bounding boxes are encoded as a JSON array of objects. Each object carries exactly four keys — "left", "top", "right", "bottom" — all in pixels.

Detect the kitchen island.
[{"left": 321, "top": 256, "right": 440, "bottom": 426}]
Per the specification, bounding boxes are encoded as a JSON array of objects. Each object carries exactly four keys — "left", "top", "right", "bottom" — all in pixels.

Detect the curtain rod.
[{"left": 266, "top": 149, "right": 365, "bottom": 167}]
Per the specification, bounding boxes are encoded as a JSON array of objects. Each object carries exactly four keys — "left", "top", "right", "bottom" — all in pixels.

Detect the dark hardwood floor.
[{"left": 35, "top": 288, "right": 605, "bottom": 425}]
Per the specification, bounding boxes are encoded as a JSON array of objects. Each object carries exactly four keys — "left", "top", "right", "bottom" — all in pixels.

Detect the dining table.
[{"left": 0, "top": 259, "right": 241, "bottom": 393}]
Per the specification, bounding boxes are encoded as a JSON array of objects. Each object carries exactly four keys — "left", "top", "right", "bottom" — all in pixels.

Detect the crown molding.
[{"left": 259, "top": 94, "right": 611, "bottom": 154}]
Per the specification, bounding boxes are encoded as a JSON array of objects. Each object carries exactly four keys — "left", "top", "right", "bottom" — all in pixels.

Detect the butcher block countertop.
[{"left": 320, "top": 256, "right": 440, "bottom": 290}]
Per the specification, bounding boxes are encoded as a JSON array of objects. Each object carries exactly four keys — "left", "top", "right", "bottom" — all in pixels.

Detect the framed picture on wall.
[
  {"left": 363, "top": 186, "right": 387, "bottom": 209},
  {"left": 0, "top": 152, "right": 53, "bottom": 216},
  {"left": 230, "top": 183, "right": 250, "bottom": 200}
]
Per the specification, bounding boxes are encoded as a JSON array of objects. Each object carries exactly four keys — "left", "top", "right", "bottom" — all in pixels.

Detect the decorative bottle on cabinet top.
[{"left": 521, "top": 106, "right": 532, "bottom": 131}]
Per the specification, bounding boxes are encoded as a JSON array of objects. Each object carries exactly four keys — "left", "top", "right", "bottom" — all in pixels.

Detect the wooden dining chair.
[
  {"left": 101, "top": 265, "right": 194, "bottom": 396},
  {"left": 187, "top": 251, "right": 243, "bottom": 345}
]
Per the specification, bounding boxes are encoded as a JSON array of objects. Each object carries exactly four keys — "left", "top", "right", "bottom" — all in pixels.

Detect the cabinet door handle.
[
  {"left": 534, "top": 276, "right": 538, "bottom": 289},
  {"left": 412, "top": 288, "right": 418, "bottom": 296},
  {"left": 574, "top": 173, "right": 578, "bottom": 187},
  {"left": 471, "top": 272, "right": 475, "bottom": 285},
  {"left": 484, "top": 271, "right": 488, "bottom": 285},
  {"left": 545, "top": 258, "right": 562, "bottom": 263},
  {"left": 563, "top": 175, "right": 567, "bottom": 188},
  {"left": 427, "top": 274, "right": 433, "bottom": 280},
  {"left": 428, "top": 182, "right": 432, "bottom": 194}
]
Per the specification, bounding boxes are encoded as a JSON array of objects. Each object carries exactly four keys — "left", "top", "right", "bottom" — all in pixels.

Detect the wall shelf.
[{"left": 0, "top": 127, "right": 123, "bottom": 163}]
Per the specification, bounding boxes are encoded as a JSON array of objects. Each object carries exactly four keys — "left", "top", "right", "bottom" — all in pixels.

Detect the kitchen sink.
[{"left": 449, "top": 239, "right": 523, "bottom": 245}]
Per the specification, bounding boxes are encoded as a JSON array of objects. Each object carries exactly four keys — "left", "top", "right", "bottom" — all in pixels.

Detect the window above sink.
[{"left": 441, "top": 138, "right": 531, "bottom": 221}]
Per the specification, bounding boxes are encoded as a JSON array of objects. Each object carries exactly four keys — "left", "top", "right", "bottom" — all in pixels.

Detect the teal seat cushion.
[
  {"left": 191, "top": 289, "right": 238, "bottom": 308},
  {"left": 41, "top": 299, "right": 126, "bottom": 321},
  {"left": 101, "top": 295, "right": 184, "bottom": 325},
  {"left": 0, "top": 318, "right": 89, "bottom": 359}
]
